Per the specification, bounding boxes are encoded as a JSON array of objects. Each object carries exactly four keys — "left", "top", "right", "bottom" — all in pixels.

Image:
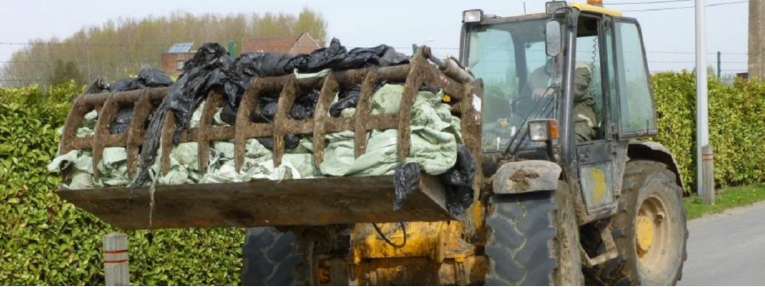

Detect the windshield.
[{"left": 466, "top": 18, "right": 561, "bottom": 153}]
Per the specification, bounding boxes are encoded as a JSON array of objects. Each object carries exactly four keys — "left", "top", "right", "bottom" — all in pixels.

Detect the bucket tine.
[{"left": 313, "top": 74, "right": 340, "bottom": 165}]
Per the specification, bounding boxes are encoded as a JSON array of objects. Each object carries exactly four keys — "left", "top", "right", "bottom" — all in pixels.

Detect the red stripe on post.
[
  {"left": 104, "top": 250, "right": 128, "bottom": 254},
  {"left": 104, "top": 260, "right": 128, "bottom": 264}
]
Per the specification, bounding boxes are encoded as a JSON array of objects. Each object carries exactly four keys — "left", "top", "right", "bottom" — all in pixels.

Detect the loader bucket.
[
  {"left": 57, "top": 175, "right": 457, "bottom": 229},
  {"left": 54, "top": 48, "right": 483, "bottom": 230}
]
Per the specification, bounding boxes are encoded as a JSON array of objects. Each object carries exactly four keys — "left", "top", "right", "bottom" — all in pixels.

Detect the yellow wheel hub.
[{"left": 636, "top": 215, "right": 654, "bottom": 254}]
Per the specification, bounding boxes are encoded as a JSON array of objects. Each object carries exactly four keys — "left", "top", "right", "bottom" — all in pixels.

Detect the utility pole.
[
  {"left": 717, "top": 51, "right": 721, "bottom": 79},
  {"left": 695, "top": 0, "right": 711, "bottom": 198},
  {"left": 749, "top": 0, "right": 765, "bottom": 79}
]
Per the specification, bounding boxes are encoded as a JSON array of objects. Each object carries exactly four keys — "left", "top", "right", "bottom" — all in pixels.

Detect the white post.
[
  {"left": 695, "top": 0, "right": 709, "bottom": 196},
  {"left": 104, "top": 232, "right": 129, "bottom": 286}
]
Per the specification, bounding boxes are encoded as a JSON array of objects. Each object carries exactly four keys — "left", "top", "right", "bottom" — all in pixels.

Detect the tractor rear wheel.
[
  {"left": 484, "top": 185, "right": 583, "bottom": 285},
  {"left": 242, "top": 227, "right": 303, "bottom": 286},
  {"left": 594, "top": 160, "right": 688, "bottom": 285}
]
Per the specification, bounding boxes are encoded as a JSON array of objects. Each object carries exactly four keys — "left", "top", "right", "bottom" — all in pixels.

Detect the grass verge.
[{"left": 683, "top": 184, "right": 765, "bottom": 220}]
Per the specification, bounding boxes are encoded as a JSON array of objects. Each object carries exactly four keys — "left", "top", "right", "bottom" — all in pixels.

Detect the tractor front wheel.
[
  {"left": 595, "top": 160, "right": 688, "bottom": 285},
  {"left": 242, "top": 227, "right": 303, "bottom": 286},
  {"left": 484, "top": 185, "right": 583, "bottom": 285}
]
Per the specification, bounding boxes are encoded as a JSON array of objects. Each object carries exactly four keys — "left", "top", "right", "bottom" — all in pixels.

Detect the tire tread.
[{"left": 242, "top": 227, "right": 303, "bottom": 286}]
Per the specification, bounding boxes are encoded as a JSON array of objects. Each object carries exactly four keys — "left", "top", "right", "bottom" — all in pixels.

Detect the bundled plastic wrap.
[{"left": 48, "top": 38, "right": 477, "bottom": 215}]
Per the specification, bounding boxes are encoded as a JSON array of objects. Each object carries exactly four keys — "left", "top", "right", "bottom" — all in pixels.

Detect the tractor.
[{"left": 56, "top": 1, "right": 687, "bottom": 285}]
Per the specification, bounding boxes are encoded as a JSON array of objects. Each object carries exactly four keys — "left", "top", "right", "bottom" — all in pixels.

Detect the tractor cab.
[{"left": 460, "top": 1, "right": 658, "bottom": 221}]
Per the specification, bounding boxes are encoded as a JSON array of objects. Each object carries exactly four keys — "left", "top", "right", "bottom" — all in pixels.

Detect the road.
[{"left": 678, "top": 201, "right": 765, "bottom": 286}]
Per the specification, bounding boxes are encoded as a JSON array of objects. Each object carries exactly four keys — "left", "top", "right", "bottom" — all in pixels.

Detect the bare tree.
[{"left": 1, "top": 8, "right": 328, "bottom": 88}]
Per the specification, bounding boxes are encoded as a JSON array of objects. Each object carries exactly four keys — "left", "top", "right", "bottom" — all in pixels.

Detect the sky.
[{"left": 0, "top": 0, "right": 751, "bottom": 74}]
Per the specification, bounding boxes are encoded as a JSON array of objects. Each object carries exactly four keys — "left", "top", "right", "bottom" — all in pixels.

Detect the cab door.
[
  {"left": 573, "top": 14, "right": 620, "bottom": 219},
  {"left": 575, "top": 15, "right": 657, "bottom": 220}
]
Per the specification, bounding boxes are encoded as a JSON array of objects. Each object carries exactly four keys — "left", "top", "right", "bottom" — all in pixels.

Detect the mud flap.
[{"left": 492, "top": 160, "right": 561, "bottom": 194}]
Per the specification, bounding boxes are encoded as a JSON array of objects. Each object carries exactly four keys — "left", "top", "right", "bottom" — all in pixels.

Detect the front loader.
[{"left": 55, "top": 1, "right": 687, "bottom": 285}]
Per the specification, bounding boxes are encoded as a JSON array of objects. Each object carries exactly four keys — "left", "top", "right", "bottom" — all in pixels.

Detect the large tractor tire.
[
  {"left": 242, "top": 227, "right": 303, "bottom": 286},
  {"left": 485, "top": 186, "right": 583, "bottom": 286},
  {"left": 595, "top": 160, "right": 688, "bottom": 285}
]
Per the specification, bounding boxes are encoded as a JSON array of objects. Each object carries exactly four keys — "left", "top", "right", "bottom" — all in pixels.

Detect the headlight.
[
  {"left": 462, "top": 9, "right": 483, "bottom": 23},
  {"left": 528, "top": 119, "right": 559, "bottom": 141}
]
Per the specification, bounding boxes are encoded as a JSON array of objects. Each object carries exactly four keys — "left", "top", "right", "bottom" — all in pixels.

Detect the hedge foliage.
[
  {"left": 652, "top": 72, "right": 765, "bottom": 192},
  {"left": 0, "top": 82, "right": 244, "bottom": 285},
  {"left": 1, "top": 73, "right": 764, "bottom": 284}
]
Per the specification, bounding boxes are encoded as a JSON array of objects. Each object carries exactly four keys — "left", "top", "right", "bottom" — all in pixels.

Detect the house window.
[{"left": 176, "top": 60, "right": 184, "bottom": 71}]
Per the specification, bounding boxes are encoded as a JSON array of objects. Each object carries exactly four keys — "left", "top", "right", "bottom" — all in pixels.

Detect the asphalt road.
[{"left": 678, "top": 201, "right": 765, "bottom": 286}]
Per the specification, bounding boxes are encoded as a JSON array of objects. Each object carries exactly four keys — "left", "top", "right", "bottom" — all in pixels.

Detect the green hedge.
[
  {"left": 0, "top": 82, "right": 244, "bottom": 285},
  {"left": 652, "top": 72, "right": 765, "bottom": 192},
  {"left": 2, "top": 73, "right": 764, "bottom": 284}
]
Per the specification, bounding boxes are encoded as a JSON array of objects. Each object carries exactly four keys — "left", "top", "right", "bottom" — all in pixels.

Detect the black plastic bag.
[
  {"left": 109, "top": 107, "right": 134, "bottom": 134},
  {"left": 256, "top": 134, "right": 301, "bottom": 151},
  {"left": 329, "top": 82, "right": 394, "bottom": 118},
  {"left": 250, "top": 101, "right": 278, "bottom": 123},
  {"left": 108, "top": 66, "right": 172, "bottom": 93},
  {"left": 220, "top": 103, "right": 237, "bottom": 125},
  {"left": 440, "top": 145, "right": 477, "bottom": 216},
  {"left": 84, "top": 78, "right": 108, "bottom": 94},
  {"left": 338, "top": 84, "right": 362, "bottom": 99},
  {"left": 289, "top": 89, "right": 320, "bottom": 120},
  {"left": 294, "top": 38, "right": 347, "bottom": 72},
  {"left": 234, "top": 52, "right": 295, "bottom": 78},
  {"left": 234, "top": 38, "right": 407, "bottom": 78},
  {"left": 144, "top": 105, "right": 159, "bottom": 130},
  {"left": 137, "top": 67, "right": 173, "bottom": 87},
  {"left": 334, "top": 45, "right": 409, "bottom": 70},
  {"left": 393, "top": 162, "right": 421, "bottom": 210},
  {"left": 329, "top": 94, "right": 359, "bottom": 117},
  {"left": 108, "top": 78, "right": 142, "bottom": 92}
]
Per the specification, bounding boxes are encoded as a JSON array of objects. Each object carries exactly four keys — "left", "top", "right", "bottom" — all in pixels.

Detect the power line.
[{"left": 622, "top": 0, "right": 748, "bottom": 12}]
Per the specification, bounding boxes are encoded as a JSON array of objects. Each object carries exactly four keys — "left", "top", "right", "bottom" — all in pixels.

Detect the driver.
[{"left": 520, "top": 58, "right": 597, "bottom": 142}]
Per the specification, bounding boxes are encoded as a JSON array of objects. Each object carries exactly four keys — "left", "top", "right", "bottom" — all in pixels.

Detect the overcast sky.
[{"left": 0, "top": 0, "right": 750, "bottom": 74}]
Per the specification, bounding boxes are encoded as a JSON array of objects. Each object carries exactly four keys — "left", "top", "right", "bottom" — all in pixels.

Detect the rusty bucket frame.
[{"left": 55, "top": 49, "right": 483, "bottom": 230}]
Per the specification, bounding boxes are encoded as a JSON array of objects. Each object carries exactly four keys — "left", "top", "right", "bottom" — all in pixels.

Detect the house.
[
  {"left": 241, "top": 33, "right": 324, "bottom": 55},
  {"left": 160, "top": 42, "right": 195, "bottom": 78}
]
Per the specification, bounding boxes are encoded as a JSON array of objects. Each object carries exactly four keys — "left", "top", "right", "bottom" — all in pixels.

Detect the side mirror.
[{"left": 545, "top": 20, "right": 562, "bottom": 57}]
